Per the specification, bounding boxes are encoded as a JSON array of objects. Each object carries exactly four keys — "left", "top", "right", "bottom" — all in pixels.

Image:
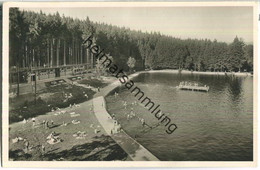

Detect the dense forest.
[{"left": 10, "top": 8, "right": 253, "bottom": 72}]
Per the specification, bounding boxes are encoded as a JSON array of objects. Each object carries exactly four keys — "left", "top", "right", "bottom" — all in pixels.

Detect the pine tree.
[{"left": 228, "top": 36, "right": 245, "bottom": 72}]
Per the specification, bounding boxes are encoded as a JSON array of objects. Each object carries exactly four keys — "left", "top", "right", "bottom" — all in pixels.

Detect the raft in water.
[{"left": 176, "top": 82, "right": 209, "bottom": 92}]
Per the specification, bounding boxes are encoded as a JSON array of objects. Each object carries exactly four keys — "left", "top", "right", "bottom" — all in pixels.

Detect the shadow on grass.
[
  {"left": 49, "top": 124, "right": 62, "bottom": 129},
  {"left": 43, "top": 135, "right": 128, "bottom": 161},
  {"left": 9, "top": 149, "right": 32, "bottom": 161},
  {"left": 9, "top": 135, "right": 129, "bottom": 161},
  {"left": 9, "top": 84, "right": 95, "bottom": 123}
]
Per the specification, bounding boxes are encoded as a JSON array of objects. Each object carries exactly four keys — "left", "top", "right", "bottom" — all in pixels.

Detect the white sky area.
[{"left": 20, "top": 7, "right": 253, "bottom": 43}]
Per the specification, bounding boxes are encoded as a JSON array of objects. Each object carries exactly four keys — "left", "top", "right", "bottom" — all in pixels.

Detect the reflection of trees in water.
[
  {"left": 132, "top": 73, "right": 244, "bottom": 103},
  {"left": 228, "top": 76, "right": 242, "bottom": 102},
  {"left": 188, "top": 75, "right": 229, "bottom": 91},
  {"left": 132, "top": 73, "right": 150, "bottom": 83}
]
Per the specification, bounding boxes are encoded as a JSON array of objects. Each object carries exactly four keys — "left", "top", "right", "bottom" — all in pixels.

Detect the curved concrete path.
[
  {"left": 92, "top": 96, "right": 159, "bottom": 161},
  {"left": 94, "top": 72, "right": 142, "bottom": 98}
]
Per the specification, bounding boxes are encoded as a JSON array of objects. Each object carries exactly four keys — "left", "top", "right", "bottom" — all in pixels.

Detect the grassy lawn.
[
  {"left": 78, "top": 78, "right": 109, "bottom": 88},
  {"left": 9, "top": 101, "right": 129, "bottom": 161},
  {"left": 9, "top": 77, "right": 131, "bottom": 161},
  {"left": 9, "top": 83, "right": 95, "bottom": 123}
]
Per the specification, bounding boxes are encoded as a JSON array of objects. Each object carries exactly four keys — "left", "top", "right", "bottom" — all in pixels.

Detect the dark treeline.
[{"left": 10, "top": 8, "right": 253, "bottom": 72}]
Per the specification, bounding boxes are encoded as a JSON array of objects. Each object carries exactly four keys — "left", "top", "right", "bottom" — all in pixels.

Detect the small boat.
[{"left": 176, "top": 82, "right": 209, "bottom": 92}]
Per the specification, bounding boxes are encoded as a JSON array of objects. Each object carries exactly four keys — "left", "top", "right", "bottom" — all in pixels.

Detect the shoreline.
[
  {"left": 96, "top": 68, "right": 251, "bottom": 98},
  {"left": 92, "top": 96, "right": 159, "bottom": 161},
  {"left": 146, "top": 69, "right": 251, "bottom": 76}
]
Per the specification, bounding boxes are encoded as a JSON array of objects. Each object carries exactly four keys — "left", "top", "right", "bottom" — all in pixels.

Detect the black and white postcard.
[{"left": 1, "top": 1, "right": 258, "bottom": 168}]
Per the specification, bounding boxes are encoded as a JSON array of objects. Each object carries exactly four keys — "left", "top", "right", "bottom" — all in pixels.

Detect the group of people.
[
  {"left": 13, "top": 137, "right": 45, "bottom": 156},
  {"left": 122, "top": 100, "right": 137, "bottom": 109},
  {"left": 179, "top": 81, "right": 199, "bottom": 87},
  {"left": 46, "top": 131, "right": 62, "bottom": 144},
  {"left": 82, "top": 83, "right": 100, "bottom": 93},
  {"left": 29, "top": 117, "right": 54, "bottom": 129},
  {"left": 114, "top": 92, "right": 119, "bottom": 98},
  {"left": 42, "top": 119, "right": 54, "bottom": 129},
  {"left": 17, "top": 101, "right": 86, "bottom": 157},
  {"left": 73, "top": 131, "right": 87, "bottom": 139},
  {"left": 18, "top": 117, "right": 56, "bottom": 155},
  {"left": 126, "top": 107, "right": 136, "bottom": 120},
  {"left": 64, "top": 93, "right": 73, "bottom": 101},
  {"left": 119, "top": 100, "right": 147, "bottom": 128},
  {"left": 51, "top": 107, "right": 61, "bottom": 112},
  {"left": 111, "top": 120, "right": 122, "bottom": 134},
  {"left": 69, "top": 103, "right": 80, "bottom": 108},
  {"left": 83, "top": 91, "right": 89, "bottom": 98}
]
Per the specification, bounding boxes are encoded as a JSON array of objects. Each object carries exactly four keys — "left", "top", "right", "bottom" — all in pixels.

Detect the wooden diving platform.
[{"left": 177, "top": 82, "right": 209, "bottom": 92}]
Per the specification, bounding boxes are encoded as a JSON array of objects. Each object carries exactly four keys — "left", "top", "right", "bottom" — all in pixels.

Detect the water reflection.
[{"left": 227, "top": 77, "right": 242, "bottom": 103}]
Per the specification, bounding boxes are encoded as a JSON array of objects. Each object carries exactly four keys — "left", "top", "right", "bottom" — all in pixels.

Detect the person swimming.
[
  {"left": 141, "top": 118, "right": 145, "bottom": 127},
  {"left": 123, "top": 101, "right": 127, "bottom": 109}
]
